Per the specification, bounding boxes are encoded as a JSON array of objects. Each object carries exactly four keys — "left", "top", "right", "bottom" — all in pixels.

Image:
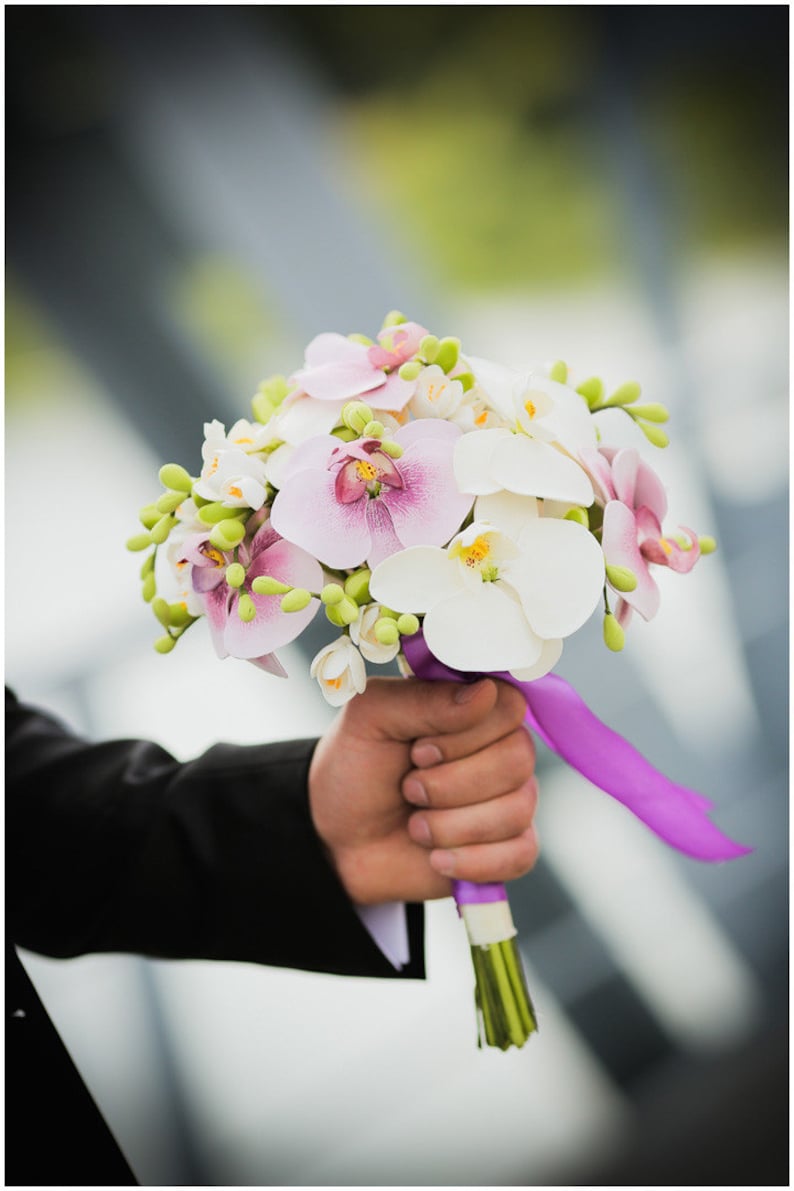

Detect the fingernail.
[
  {"left": 412, "top": 742, "right": 443, "bottom": 768},
  {"left": 403, "top": 777, "right": 429, "bottom": 806},
  {"left": 430, "top": 849, "right": 455, "bottom": 876},
  {"left": 454, "top": 681, "right": 480, "bottom": 704},
  {"left": 410, "top": 815, "right": 432, "bottom": 845}
]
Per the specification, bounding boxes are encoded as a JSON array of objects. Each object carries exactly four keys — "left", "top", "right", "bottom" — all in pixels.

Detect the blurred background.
[{"left": 5, "top": 5, "right": 788, "bottom": 1186}]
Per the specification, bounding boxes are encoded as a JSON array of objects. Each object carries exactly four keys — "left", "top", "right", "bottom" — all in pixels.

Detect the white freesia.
[
  {"left": 310, "top": 636, "right": 367, "bottom": 706},
  {"left": 409, "top": 365, "right": 468, "bottom": 420},
  {"left": 455, "top": 357, "right": 598, "bottom": 505},
  {"left": 350, "top": 603, "right": 401, "bottom": 663},
  {"left": 370, "top": 492, "right": 604, "bottom": 678},
  {"left": 193, "top": 447, "right": 269, "bottom": 509}
]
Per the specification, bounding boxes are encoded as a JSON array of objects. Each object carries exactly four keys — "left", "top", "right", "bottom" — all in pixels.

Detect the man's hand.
[{"left": 308, "top": 676, "right": 538, "bottom": 905}]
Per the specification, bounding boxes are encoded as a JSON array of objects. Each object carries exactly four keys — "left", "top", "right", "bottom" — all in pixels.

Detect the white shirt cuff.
[{"left": 354, "top": 901, "right": 410, "bottom": 970}]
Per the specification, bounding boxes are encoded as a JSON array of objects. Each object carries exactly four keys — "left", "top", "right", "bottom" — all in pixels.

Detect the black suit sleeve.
[{"left": 6, "top": 688, "right": 424, "bottom": 979}]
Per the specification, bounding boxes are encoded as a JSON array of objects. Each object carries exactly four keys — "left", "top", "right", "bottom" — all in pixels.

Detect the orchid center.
[
  {"left": 451, "top": 533, "right": 500, "bottom": 581},
  {"left": 355, "top": 459, "right": 380, "bottom": 482}
]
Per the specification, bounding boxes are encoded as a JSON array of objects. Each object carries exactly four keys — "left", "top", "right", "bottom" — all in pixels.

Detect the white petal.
[
  {"left": 509, "top": 638, "right": 563, "bottom": 681},
  {"left": 467, "top": 356, "right": 528, "bottom": 419},
  {"left": 369, "top": 546, "right": 461, "bottom": 613},
  {"left": 474, "top": 491, "right": 539, "bottom": 540},
  {"left": 492, "top": 436, "right": 595, "bottom": 505},
  {"left": 453, "top": 428, "right": 511, "bottom": 495},
  {"left": 424, "top": 585, "right": 543, "bottom": 673},
  {"left": 506, "top": 518, "right": 604, "bottom": 638},
  {"left": 275, "top": 395, "right": 345, "bottom": 444},
  {"left": 526, "top": 374, "right": 598, "bottom": 453}
]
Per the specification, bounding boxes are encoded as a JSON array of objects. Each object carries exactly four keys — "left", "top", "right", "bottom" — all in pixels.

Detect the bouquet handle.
[{"left": 453, "top": 879, "right": 537, "bottom": 1049}]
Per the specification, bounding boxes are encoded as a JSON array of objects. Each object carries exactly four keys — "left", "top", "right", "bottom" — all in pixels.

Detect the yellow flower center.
[
  {"left": 659, "top": 538, "right": 673, "bottom": 556},
  {"left": 324, "top": 675, "right": 343, "bottom": 690},
  {"left": 356, "top": 459, "right": 379, "bottom": 482},
  {"left": 228, "top": 485, "right": 243, "bottom": 499},
  {"left": 524, "top": 398, "right": 537, "bottom": 419},
  {"left": 452, "top": 534, "right": 492, "bottom": 568}
]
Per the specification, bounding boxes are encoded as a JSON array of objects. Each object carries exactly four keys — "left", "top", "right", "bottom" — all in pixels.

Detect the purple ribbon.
[{"left": 402, "top": 633, "right": 750, "bottom": 865}]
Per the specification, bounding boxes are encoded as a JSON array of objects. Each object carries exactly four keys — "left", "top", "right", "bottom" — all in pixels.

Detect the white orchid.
[
  {"left": 369, "top": 492, "right": 604, "bottom": 679},
  {"left": 454, "top": 357, "right": 597, "bottom": 506},
  {"left": 310, "top": 635, "right": 367, "bottom": 706}
]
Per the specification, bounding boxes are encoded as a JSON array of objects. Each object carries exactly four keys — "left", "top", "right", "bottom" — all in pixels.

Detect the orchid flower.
[
  {"left": 193, "top": 442, "right": 269, "bottom": 510},
  {"left": 370, "top": 491, "right": 604, "bottom": 678},
  {"left": 178, "top": 519, "right": 322, "bottom": 664},
  {"left": 270, "top": 419, "right": 473, "bottom": 570},
  {"left": 581, "top": 445, "right": 701, "bottom": 626},
  {"left": 453, "top": 357, "right": 598, "bottom": 506},
  {"left": 310, "top": 635, "right": 367, "bottom": 706},
  {"left": 279, "top": 322, "right": 428, "bottom": 442}
]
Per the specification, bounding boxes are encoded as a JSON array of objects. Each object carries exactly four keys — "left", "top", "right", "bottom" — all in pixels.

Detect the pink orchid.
[
  {"left": 290, "top": 321, "right": 428, "bottom": 411},
  {"left": 270, "top": 419, "right": 474, "bottom": 570},
  {"left": 580, "top": 445, "right": 701, "bottom": 625},
  {"left": 179, "top": 519, "right": 322, "bottom": 665}
]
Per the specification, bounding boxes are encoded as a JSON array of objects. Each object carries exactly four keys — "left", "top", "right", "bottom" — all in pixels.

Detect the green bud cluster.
[
  {"left": 326, "top": 595, "right": 359, "bottom": 626},
  {"left": 579, "top": 378, "right": 671, "bottom": 449},
  {"left": 209, "top": 519, "right": 246, "bottom": 550},
  {"left": 344, "top": 568, "right": 371, "bottom": 604},
  {"left": 373, "top": 609, "right": 420, "bottom": 644},
  {"left": 342, "top": 401, "right": 374, "bottom": 434},
  {"left": 252, "top": 374, "right": 291, "bottom": 425}
]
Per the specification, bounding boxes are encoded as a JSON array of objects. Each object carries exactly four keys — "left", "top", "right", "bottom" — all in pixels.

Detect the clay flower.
[
  {"left": 454, "top": 358, "right": 597, "bottom": 505},
  {"left": 369, "top": 493, "right": 604, "bottom": 678},
  {"left": 270, "top": 419, "right": 473, "bottom": 570},
  {"left": 581, "top": 445, "right": 701, "bottom": 625},
  {"left": 310, "top": 636, "right": 367, "bottom": 706},
  {"left": 179, "top": 520, "right": 322, "bottom": 665}
]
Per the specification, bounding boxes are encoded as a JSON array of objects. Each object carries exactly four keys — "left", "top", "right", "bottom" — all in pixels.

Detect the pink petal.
[
  {"left": 198, "top": 581, "right": 232, "bottom": 658},
  {"left": 382, "top": 438, "right": 474, "bottom": 550},
  {"left": 270, "top": 467, "right": 372, "bottom": 569},
  {"left": 224, "top": 541, "right": 322, "bottom": 659},
  {"left": 367, "top": 370, "right": 416, "bottom": 412},
  {"left": 293, "top": 334, "right": 384, "bottom": 402},
  {"left": 249, "top": 652, "right": 289, "bottom": 678},
  {"left": 364, "top": 499, "right": 405, "bottom": 569},
  {"left": 611, "top": 447, "right": 640, "bottom": 508},
  {"left": 601, "top": 500, "right": 660, "bottom": 621},
  {"left": 579, "top": 447, "right": 617, "bottom": 504}
]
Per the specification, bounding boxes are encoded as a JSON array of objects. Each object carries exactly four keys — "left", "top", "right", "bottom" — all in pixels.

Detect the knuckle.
[
  {"left": 511, "top": 829, "right": 539, "bottom": 878},
  {"left": 496, "top": 681, "right": 528, "bottom": 728}
]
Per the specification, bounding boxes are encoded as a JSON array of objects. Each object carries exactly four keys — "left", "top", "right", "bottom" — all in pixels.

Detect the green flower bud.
[
  {"left": 158, "top": 463, "right": 194, "bottom": 493},
  {"left": 377, "top": 606, "right": 399, "bottom": 620},
  {"left": 378, "top": 439, "right": 404, "bottom": 459},
  {"left": 251, "top": 392, "right": 276, "bottom": 424},
  {"left": 251, "top": 575, "right": 292, "bottom": 595},
  {"left": 150, "top": 514, "right": 176, "bottom": 545},
  {"left": 549, "top": 360, "right": 568, "bottom": 384},
  {"left": 605, "top": 564, "right": 638, "bottom": 592},
  {"left": 142, "top": 572, "right": 157, "bottom": 603},
  {"left": 198, "top": 501, "right": 236, "bottom": 525},
  {"left": 257, "top": 374, "right": 292, "bottom": 405},
  {"left": 374, "top": 618, "right": 400, "bottom": 645},
  {"left": 138, "top": 504, "right": 161, "bottom": 529},
  {"left": 434, "top": 337, "right": 460, "bottom": 373},
  {"left": 152, "top": 597, "right": 171, "bottom": 627},
  {"left": 154, "top": 634, "right": 176, "bottom": 654},
  {"left": 362, "top": 420, "right": 385, "bottom": 439},
  {"left": 603, "top": 613, "right": 625, "bottom": 652},
  {"left": 698, "top": 535, "right": 717, "bottom": 555},
  {"left": 225, "top": 563, "right": 246, "bottom": 588},
  {"left": 342, "top": 401, "right": 374, "bottom": 434},
  {"left": 321, "top": 583, "right": 345, "bottom": 605},
  {"left": 139, "top": 553, "right": 155, "bottom": 579},
  {"left": 327, "top": 596, "right": 359, "bottom": 626},
  {"left": 396, "top": 613, "right": 420, "bottom": 636},
  {"left": 454, "top": 371, "right": 475, "bottom": 392},
  {"left": 576, "top": 377, "right": 604, "bottom": 407},
  {"left": 280, "top": 587, "right": 312, "bottom": 613},
  {"left": 381, "top": 310, "right": 407, "bottom": 328},
  {"left": 605, "top": 381, "right": 642, "bottom": 407},
  {"left": 347, "top": 333, "right": 374, "bottom": 346},
  {"left": 419, "top": 334, "right": 439, "bottom": 363},
  {"left": 238, "top": 593, "right": 257, "bottom": 622},
  {"left": 156, "top": 490, "right": 185, "bottom": 515},
  {"left": 638, "top": 422, "right": 670, "bottom": 448},
  {"left": 126, "top": 532, "right": 153, "bottom": 552},
  {"left": 563, "top": 507, "right": 589, "bottom": 528},
  {"left": 331, "top": 426, "right": 358, "bottom": 442},
  {"left": 630, "top": 402, "right": 669, "bottom": 423},
  {"left": 209, "top": 519, "right": 246, "bottom": 550},
  {"left": 398, "top": 360, "right": 423, "bottom": 381},
  {"left": 344, "top": 569, "right": 371, "bottom": 604},
  {"left": 168, "top": 603, "right": 191, "bottom": 627}
]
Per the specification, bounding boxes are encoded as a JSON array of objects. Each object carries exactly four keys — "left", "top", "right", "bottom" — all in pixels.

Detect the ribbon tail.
[{"left": 507, "top": 672, "right": 751, "bottom": 863}]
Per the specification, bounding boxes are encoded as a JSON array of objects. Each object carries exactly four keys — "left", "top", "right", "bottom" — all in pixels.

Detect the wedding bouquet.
[{"left": 127, "top": 311, "right": 749, "bottom": 1050}]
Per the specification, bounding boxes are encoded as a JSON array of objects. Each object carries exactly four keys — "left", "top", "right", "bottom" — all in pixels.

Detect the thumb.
[{"left": 353, "top": 676, "right": 499, "bottom": 742}]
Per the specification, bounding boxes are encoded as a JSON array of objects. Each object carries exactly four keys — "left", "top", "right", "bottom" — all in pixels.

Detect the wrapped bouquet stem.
[{"left": 128, "top": 309, "right": 749, "bottom": 1050}]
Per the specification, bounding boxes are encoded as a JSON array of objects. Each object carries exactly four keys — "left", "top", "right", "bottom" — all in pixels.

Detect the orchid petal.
[
  {"left": 370, "top": 546, "right": 462, "bottom": 613},
  {"left": 579, "top": 446, "right": 617, "bottom": 504},
  {"left": 249, "top": 652, "right": 289, "bottom": 678},
  {"left": 383, "top": 438, "right": 474, "bottom": 551},
  {"left": 453, "top": 428, "right": 511, "bottom": 495},
  {"left": 276, "top": 396, "right": 345, "bottom": 446},
  {"left": 270, "top": 468, "right": 372, "bottom": 569},
  {"left": 224, "top": 543, "right": 321, "bottom": 659},
  {"left": 505, "top": 518, "right": 604, "bottom": 638},
  {"left": 424, "top": 585, "right": 543, "bottom": 673},
  {"left": 364, "top": 500, "right": 404, "bottom": 569},
  {"left": 602, "top": 501, "right": 660, "bottom": 621},
  {"left": 509, "top": 638, "right": 564, "bottom": 681},
  {"left": 395, "top": 417, "right": 463, "bottom": 449},
  {"left": 466, "top": 356, "right": 527, "bottom": 420},
  {"left": 611, "top": 447, "right": 640, "bottom": 509},
  {"left": 294, "top": 333, "right": 384, "bottom": 402},
  {"left": 474, "top": 490, "right": 540, "bottom": 541},
  {"left": 527, "top": 374, "right": 597, "bottom": 453},
  {"left": 491, "top": 435, "right": 595, "bottom": 505}
]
